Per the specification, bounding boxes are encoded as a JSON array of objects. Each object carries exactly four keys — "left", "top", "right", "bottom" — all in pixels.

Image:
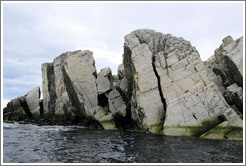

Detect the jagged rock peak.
[{"left": 125, "top": 29, "right": 197, "bottom": 57}]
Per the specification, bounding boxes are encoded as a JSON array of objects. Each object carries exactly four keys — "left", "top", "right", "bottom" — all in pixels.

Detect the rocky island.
[{"left": 3, "top": 29, "right": 243, "bottom": 140}]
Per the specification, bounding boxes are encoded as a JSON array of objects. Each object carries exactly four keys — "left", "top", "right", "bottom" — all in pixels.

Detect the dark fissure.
[
  {"left": 152, "top": 55, "right": 167, "bottom": 119},
  {"left": 98, "top": 93, "right": 109, "bottom": 111},
  {"left": 19, "top": 98, "right": 32, "bottom": 119},
  {"left": 115, "top": 87, "right": 138, "bottom": 129}
]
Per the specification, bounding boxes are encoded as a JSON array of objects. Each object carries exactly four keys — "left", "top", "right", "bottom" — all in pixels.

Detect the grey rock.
[
  {"left": 41, "top": 62, "right": 56, "bottom": 114},
  {"left": 108, "top": 88, "right": 126, "bottom": 117},
  {"left": 116, "top": 64, "right": 128, "bottom": 93},
  {"left": 26, "top": 86, "right": 41, "bottom": 114},
  {"left": 205, "top": 36, "right": 243, "bottom": 114},
  {"left": 3, "top": 95, "right": 31, "bottom": 121},
  {"left": 53, "top": 51, "right": 78, "bottom": 114},
  {"left": 124, "top": 30, "right": 165, "bottom": 133},
  {"left": 97, "top": 67, "right": 113, "bottom": 94},
  {"left": 224, "top": 83, "right": 243, "bottom": 114},
  {"left": 123, "top": 29, "right": 242, "bottom": 135},
  {"left": 63, "top": 50, "right": 98, "bottom": 118},
  {"left": 5, "top": 29, "right": 243, "bottom": 139}
]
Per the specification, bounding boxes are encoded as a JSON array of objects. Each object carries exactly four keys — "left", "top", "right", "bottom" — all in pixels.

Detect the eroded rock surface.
[
  {"left": 42, "top": 62, "right": 56, "bottom": 114},
  {"left": 205, "top": 36, "right": 243, "bottom": 114},
  {"left": 3, "top": 29, "right": 243, "bottom": 140},
  {"left": 123, "top": 29, "right": 243, "bottom": 136},
  {"left": 97, "top": 67, "right": 113, "bottom": 95},
  {"left": 63, "top": 50, "right": 98, "bottom": 117}
]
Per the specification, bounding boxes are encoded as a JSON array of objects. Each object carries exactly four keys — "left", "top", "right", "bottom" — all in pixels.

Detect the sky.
[{"left": 1, "top": 1, "right": 244, "bottom": 107}]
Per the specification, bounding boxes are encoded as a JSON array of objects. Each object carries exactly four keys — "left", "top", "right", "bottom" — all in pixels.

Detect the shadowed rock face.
[
  {"left": 42, "top": 62, "right": 56, "bottom": 114},
  {"left": 205, "top": 36, "right": 243, "bottom": 114},
  {"left": 63, "top": 50, "right": 98, "bottom": 117},
  {"left": 4, "top": 29, "right": 243, "bottom": 140}
]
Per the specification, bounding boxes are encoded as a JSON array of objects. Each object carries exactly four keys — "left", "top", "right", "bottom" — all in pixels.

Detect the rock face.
[
  {"left": 42, "top": 62, "right": 56, "bottom": 114},
  {"left": 3, "top": 96, "right": 30, "bottom": 121},
  {"left": 123, "top": 29, "right": 243, "bottom": 136},
  {"left": 41, "top": 51, "right": 76, "bottom": 115},
  {"left": 97, "top": 67, "right": 113, "bottom": 94},
  {"left": 3, "top": 29, "right": 243, "bottom": 140},
  {"left": 3, "top": 89, "right": 41, "bottom": 121},
  {"left": 205, "top": 36, "right": 243, "bottom": 114},
  {"left": 62, "top": 50, "right": 117, "bottom": 129},
  {"left": 124, "top": 31, "right": 165, "bottom": 133},
  {"left": 63, "top": 50, "right": 98, "bottom": 116},
  {"left": 26, "top": 87, "right": 41, "bottom": 115}
]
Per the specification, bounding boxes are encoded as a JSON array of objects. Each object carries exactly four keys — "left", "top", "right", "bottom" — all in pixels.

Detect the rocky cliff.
[{"left": 3, "top": 29, "right": 243, "bottom": 140}]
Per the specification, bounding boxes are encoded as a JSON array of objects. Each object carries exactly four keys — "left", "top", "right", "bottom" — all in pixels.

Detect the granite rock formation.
[
  {"left": 205, "top": 36, "right": 243, "bottom": 115},
  {"left": 3, "top": 29, "right": 243, "bottom": 140},
  {"left": 26, "top": 86, "right": 41, "bottom": 115},
  {"left": 123, "top": 30, "right": 243, "bottom": 137}
]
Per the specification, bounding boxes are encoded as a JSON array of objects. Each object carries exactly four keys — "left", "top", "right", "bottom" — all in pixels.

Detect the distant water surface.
[{"left": 3, "top": 123, "right": 243, "bottom": 163}]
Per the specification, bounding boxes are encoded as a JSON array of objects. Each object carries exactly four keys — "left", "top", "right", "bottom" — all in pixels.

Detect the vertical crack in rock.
[
  {"left": 152, "top": 55, "right": 167, "bottom": 123},
  {"left": 47, "top": 64, "right": 57, "bottom": 114},
  {"left": 115, "top": 86, "right": 137, "bottom": 129},
  {"left": 98, "top": 93, "right": 109, "bottom": 111},
  {"left": 39, "top": 100, "right": 44, "bottom": 115},
  {"left": 19, "top": 97, "right": 32, "bottom": 119},
  {"left": 123, "top": 45, "right": 141, "bottom": 123},
  {"left": 42, "top": 63, "right": 57, "bottom": 114}
]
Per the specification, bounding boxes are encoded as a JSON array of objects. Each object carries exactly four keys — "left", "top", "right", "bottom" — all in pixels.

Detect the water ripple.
[{"left": 3, "top": 123, "right": 243, "bottom": 163}]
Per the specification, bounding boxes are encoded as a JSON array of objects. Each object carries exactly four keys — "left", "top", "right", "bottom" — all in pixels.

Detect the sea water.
[{"left": 3, "top": 122, "right": 243, "bottom": 163}]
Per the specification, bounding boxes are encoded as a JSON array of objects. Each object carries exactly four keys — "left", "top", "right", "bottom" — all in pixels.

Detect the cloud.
[
  {"left": 2, "top": 99, "right": 10, "bottom": 108},
  {"left": 2, "top": 2, "right": 243, "bottom": 101},
  {"left": 77, "top": 47, "right": 122, "bottom": 64}
]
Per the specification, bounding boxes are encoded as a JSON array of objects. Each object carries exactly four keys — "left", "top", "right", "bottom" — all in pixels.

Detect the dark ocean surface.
[{"left": 3, "top": 122, "right": 243, "bottom": 163}]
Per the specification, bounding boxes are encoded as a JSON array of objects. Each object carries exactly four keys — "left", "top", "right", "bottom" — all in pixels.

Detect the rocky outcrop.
[
  {"left": 41, "top": 51, "right": 75, "bottom": 115},
  {"left": 97, "top": 67, "right": 113, "bottom": 94},
  {"left": 62, "top": 50, "right": 117, "bottom": 129},
  {"left": 123, "top": 29, "right": 243, "bottom": 137},
  {"left": 26, "top": 87, "right": 41, "bottom": 115},
  {"left": 205, "top": 36, "right": 243, "bottom": 115},
  {"left": 3, "top": 29, "right": 243, "bottom": 140},
  {"left": 123, "top": 31, "right": 165, "bottom": 133},
  {"left": 3, "top": 90, "right": 41, "bottom": 121},
  {"left": 63, "top": 50, "right": 98, "bottom": 116},
  {"left": 3, "top": 96, "right": 30, "bottom": 121},
  {"left": 42, "top": 62, "right": 56, "bottom": 114}
]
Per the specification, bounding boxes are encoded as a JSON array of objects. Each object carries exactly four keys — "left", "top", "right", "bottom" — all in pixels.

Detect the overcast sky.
[{"left": 2, "top": 2, "right": 244, "bottom": 107}]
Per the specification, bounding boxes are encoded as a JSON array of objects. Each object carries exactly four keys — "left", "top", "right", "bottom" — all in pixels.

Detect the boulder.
[
  {"left": 108, "top": 88, "right": 126, "bottom": 117},
  {"left": 3, "top": 96, "right": 31, "bottom": 121},
  {"left": 221, "top": 36, "right": 243, "bottom": 76},
  {"left": 63, "top": 50, "right": 98, "bottom": 118},
  {"left": 97, "top": 67, "right": 113, "bottom": 94},
  {"left": 223, "top": 83, "right": 243, "bottom": 114},
  {"left": 26, "top": 86, "right": 41, "bottom": 115},
  {"left": 201, "top": 121, "right": 243, "bottom": 140},
  {"left": 116, "top": 64, "right": 128, "bottom": 93},
  {"left": 90, "top": 106, "right": 116, "bottom": 130}
]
